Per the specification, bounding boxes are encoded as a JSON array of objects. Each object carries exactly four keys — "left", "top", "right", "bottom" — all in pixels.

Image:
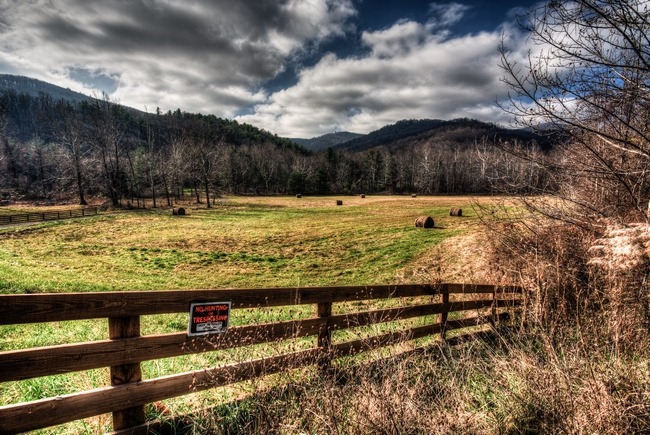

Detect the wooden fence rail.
[
  {"left": 0, "top": 207, "right": 99, "bottom": 225},
  {"left": 0, "top": 283, "right": 522, "bottom": 434}
]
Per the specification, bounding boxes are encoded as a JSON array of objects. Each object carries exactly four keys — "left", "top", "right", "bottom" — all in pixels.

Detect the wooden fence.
[
  {"left": 0, "top": 207, "right": 99, "bottom": 225},
  {"left": 0, "top": 283, "right": 522, "bottom": 434}
]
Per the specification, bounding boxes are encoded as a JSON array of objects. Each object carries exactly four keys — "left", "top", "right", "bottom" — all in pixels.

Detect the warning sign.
[{"left": 188, "top": 302, "right": 231, "bottom": 336}]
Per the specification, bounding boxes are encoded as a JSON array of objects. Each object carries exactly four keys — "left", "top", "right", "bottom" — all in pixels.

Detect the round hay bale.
[
  {"left": 173, "top": 207, "right": 186, "bottom": 216},
  {"left": 360, "top": 194, "right": 366, "bottom": 198},
  {"left": 449, "top": 208, "right": 462, "bottom": 217},
  {"left": 336, "top": 200, "right": 343, "bottom": 206},
  {"left": 415, "top": 216, "right": 434, "bottom": 228},
  {"left": 411, "top": 194, "right": 417, "bottom": 198},
  {"left": 296, "top": 194, "right": 302, "bottom": 198}
]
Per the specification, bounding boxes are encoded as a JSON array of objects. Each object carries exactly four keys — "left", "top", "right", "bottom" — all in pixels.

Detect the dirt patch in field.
[{"left": 396, "top": 229, "right": 494, "bottom": 284}]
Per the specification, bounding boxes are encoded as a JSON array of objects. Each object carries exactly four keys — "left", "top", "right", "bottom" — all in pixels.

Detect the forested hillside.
[
  {"left": 0, "top": 74, "right": 93, "bottom": 106},
  {"left": 291, "top": 131, "right": 364, "bottom": 151},
  {"left": 0, "top": 76, "right": 555, "bottom": 204},
  {"left": 335, "top": 118, "right": 553, "bottom": 152}
]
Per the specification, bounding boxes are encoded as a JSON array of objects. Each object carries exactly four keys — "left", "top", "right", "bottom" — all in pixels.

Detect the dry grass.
[
  {"left": 397, "top": 229, "right": 494, "bottom": 285},
  {"left": 161, "top": 328, "right": 649, "bottom": 434}
]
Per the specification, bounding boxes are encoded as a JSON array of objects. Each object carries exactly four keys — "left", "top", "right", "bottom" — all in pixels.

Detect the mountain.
[
  {"left": 333, "top": 118, "right": 554, "bottom": 152},
  {"left": 0, "top": 74, "right": 94, "bottom": 104},
  {"left": 291, "top": 131, "right": 364, "bottom": 151},
  {"left": 0, "top": 75, "right": 554, "bottom": 155},
  {"left": 0, "top": 74, "right": 305, "bottom": 153}
]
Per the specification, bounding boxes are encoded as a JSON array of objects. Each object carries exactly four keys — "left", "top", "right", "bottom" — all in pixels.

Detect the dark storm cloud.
[
  {"left": 0, "top": 0, "right": 356, "bottom": 116},
  {"left": 32, "top": 1, "right": 289, "bottom": 80},
  {"left": 36, "top": 15, "right": 95, "bottom": 44}
]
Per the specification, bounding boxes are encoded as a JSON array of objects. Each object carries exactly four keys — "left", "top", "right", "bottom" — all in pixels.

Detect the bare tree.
[
  {"left": 500, "top": 0, "right": 650, "bottom": 223},
  {"left": 250, "top": 143, "right": 280, "bottom": 194},
  {"left": 88, "top": 94, "right": 128, "bottom": 207},
  {"left": 187, "top": 118, "right": 221, "bottom": 207},
  {"left": 0, "top": 112, "right": 6, "bottom": 168},
  {"left": 146, "top": 113, "right": 158, "bottom": 208},
  {"left": 50, "top": 100, "right": 89, "bottom": 205}
]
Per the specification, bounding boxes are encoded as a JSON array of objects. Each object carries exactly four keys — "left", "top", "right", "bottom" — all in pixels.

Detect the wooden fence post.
[
  {"left": 438, "top": 288, "right": 449, "bottom": 341},
  {"left": 108, "top": 316, "right": 145, "bottom": 433},
  {"left": 490, "top": 287, "right": 498, "bottom": 328},
  {"left": 317, "top": 302, "right": 333, "bottom": 374}
]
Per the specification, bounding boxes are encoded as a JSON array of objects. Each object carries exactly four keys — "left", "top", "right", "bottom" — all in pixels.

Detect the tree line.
[{"left": 0, "top": 90, "right": 551, "bottom": 206}]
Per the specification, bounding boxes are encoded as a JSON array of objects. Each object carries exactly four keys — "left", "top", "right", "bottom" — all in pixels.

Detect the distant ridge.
[
  {"left": 291, "top": 131, "right": 364, "bottom": 151},
  {"left": 333, "top": 118, "right": 554, "bottom": 151},
  {"left": 0, "top": 74, "right": 93, "bottom": 104}
]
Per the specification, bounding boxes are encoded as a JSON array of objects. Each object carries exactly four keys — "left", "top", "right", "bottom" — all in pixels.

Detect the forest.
[{"left": 0, "top": 88, "right": 552, "bottom": 206}]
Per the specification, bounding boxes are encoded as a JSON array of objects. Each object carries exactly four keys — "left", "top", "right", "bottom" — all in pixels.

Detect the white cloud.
[
  {"left": 237, "top": 17, "right": 528, "bottom": 137},
  {"left": 428, "top": 3, "right": 472, "bottom": 28},
  {"left": 361, "top": 20, "right": 437, "bottom": 57}
]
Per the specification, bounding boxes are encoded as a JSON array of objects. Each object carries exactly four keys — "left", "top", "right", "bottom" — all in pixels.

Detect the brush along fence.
[
  {"left": 0, "top": 207, "right": 98, "bottom": 225},
  {"left": 0, "top": 283, "right": 521, "bottom": 434}
]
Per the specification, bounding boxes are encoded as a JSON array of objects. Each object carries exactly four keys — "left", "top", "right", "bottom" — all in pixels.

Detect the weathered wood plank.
[
  {"left": 0, "top": 300, "right": 517, "bottom": 381},
  {"left": 439, "top": 287, "right": 450, "bottom": 340},
  {"left": 331, "top": 314, "right": 502, "bottom": 357},
  {"left": 332, "top": 323, "right": 442, "bottom": 357},
  {"left": 317, "top": 301, "right": 333, "bottom": 372},
  {"left": 0, "top": 348, "right": 322, "bottom": 434},
  {"left": 0, "top": 285, "right": 439, "bottom": 324},
  {"left": 0, "top": 318, "right": 326, "bottom": 382},
  {"left": 108, "top": 316, "right": 145, "bottom": 431},
  {"left": 444, "top": 283, "right": 523, "bottom": 294},
  {"left": 0, "top": 299, "right": 521, "bottom": 381},
  {"left": 0, "top": 284, "right": 523, "bottom": 325}
]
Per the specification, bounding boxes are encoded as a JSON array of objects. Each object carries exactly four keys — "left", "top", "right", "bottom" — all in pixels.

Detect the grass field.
[
  {"left": 0, "top": 195, "right": 501, "bottom": 433},
  {"left": 3, "top": 195, "right": 646, "bottom": 434},
  {"left": 0, "top": 195, "right": 494, "bottom": 293}
]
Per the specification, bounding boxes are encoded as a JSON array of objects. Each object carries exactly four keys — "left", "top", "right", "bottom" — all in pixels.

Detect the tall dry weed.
[
  {"left": 480, "top": 207, "right": 650, "bottom": 353},
  {"left": 178, "top": 331, "right": 649, "bottom": 434},
  {"left": 480, "top": 216, "right": 595, "bottom": 330},
  {"left": 589, "top": 223, "right": 650, "bottom": 354}
]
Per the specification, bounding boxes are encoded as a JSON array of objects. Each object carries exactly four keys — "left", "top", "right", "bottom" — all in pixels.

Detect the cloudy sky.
[{"left": 0, "top": 0, "right": 540, "bottom": 138}]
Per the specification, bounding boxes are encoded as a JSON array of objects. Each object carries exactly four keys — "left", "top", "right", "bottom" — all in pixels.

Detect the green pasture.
[
  {"left": 0, "top": 195, "right": 487, "bottom": 293},
  {"left": 0, "top": 195, "right": 496, "bottom": 433}
]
